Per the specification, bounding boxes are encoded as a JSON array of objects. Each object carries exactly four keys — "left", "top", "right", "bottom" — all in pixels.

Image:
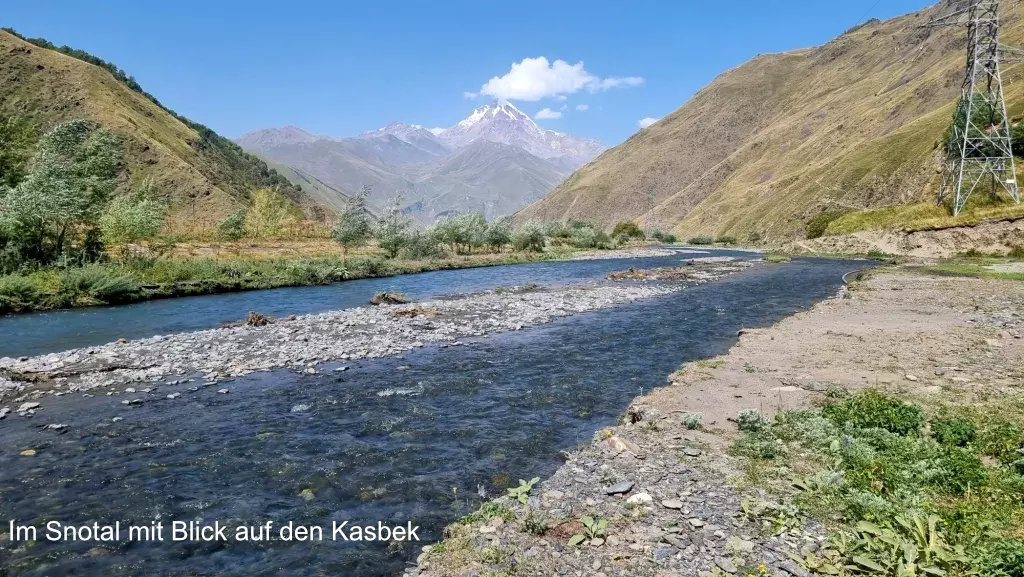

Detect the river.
[{"left": 0, "top": 251, "right": 863, "bottom": 576}]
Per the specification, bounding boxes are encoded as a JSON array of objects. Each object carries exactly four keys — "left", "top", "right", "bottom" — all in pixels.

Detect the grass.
[
  {"left": 732, "top": 389, "right": 1024, "bottom": 576},
  {"left": 826, "top": 199, "right": 1024, "bottom": 236}
]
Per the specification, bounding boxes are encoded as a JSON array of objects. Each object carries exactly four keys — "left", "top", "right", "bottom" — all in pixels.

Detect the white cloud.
[
  {"left": 535, "top": 107, "right": 563, "bottom": 119},
  {"left": 638, "top": 117, "right": 659, "bottom": 128},
  {"left": 576, "top": 104, "right": 589, "bottom": 111},
  {"left": 463, "top": 91, "right": 478, "bottom": 99},
  {"left": 478, "top": 57, "right": 644, "bottom": 101}
]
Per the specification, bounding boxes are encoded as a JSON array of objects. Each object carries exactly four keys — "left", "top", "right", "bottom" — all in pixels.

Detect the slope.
[
  {"left": 517, "top": 1, "right": 1024, "bottom": 241},
  {"left": 0, "top": 28, "right": 316, "bottom": 231}
]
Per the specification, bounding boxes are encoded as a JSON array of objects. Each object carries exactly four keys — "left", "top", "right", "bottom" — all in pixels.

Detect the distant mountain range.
[{"left": 237, "top": 102, "right": 605, "bottom": 222}]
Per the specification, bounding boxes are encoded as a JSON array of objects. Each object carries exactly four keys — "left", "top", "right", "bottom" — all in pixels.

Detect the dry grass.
[{"left": 518, "top": 1, "right": 1024, "bottom": 243}]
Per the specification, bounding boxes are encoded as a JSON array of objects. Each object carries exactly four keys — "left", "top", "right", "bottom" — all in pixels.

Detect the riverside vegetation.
[{"left": 0, "top": 117, "right": 664, "bottom": 315}]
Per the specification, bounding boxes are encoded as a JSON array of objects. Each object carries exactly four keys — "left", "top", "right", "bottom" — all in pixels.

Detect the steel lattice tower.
[{"left": 927, "top": 0, "right": 1022, "bottom": 215}]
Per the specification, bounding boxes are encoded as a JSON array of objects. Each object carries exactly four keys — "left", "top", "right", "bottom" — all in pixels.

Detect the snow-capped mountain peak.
[{"left": 438, "top": 101, "right": 603, "bottom": 167}]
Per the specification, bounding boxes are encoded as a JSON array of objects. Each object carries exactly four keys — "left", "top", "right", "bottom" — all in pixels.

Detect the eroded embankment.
[{"left": 409, "top": 269, "right": 1023, "bottom": 577}]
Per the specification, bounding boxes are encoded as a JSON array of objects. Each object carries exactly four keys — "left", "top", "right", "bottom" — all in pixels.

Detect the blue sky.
[{"left": 4, "top": 0, "right": 934, "bottom": 145}]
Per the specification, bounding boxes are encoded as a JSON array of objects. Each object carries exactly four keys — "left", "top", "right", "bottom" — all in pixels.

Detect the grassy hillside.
[
  {"left": 517, "top": 2, "right": 1024, "bottom": 241},
  {"left": 0, "top": 28, "right": 316, "bottom": 233}
]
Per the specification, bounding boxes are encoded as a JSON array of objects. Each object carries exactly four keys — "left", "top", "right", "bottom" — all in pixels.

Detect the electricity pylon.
[{"left": 926, "top": 0, "right": 1022, "bottom": 215}]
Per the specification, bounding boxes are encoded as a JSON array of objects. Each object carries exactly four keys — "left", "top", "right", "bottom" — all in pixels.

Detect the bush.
[
  {"left": 569, "top": 226, "right": 612, "bottom": 249},
  {"left": 737, "top": 409, "right": 769, "bottom": 432},
  {"left": 931, "top": 417, "right": 977, "bottom": 447},
  {"left": 512, "top": 221, "right": 546, "bottom": 252},
  {"left": 401, "top": 230, "right": 445, "bottom": 260},
  {"left": 217, "top": 210, "right": 246, "bottom": 241},
  {"left": 651, "top": 230, "right": 677, "bottom": 243},
  {"left": 0, "top": 274, "right": 41, "bottom": 312},
  {"left": 805, "top": 210, "right": 848, "bottom": 240},
  {"left": 978, "top": 539, "right": 1024, "bottom": 577},
  {"left": 58, "top": 265, "right": 141, "bottom": 304},
  {"left": 611, "top": 221, "right": 644, "bottom": 240},
  {"left": 688, "top": 236, "right": 715, "bottom": 245},
  {"left": 822, "top": 389, "right": 925, "bottom": 436},
  {"left": 977, "top": 420, "right": 1024, "bottom": 464},
  {"left": 715, "top": 235, "right": 737, "bottom": 245},
  {"left": 934, "top": 447, "right": 988, "bottom": 494}
]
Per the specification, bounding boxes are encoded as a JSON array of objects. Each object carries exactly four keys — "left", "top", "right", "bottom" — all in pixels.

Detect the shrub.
[
  {"left": 569, "top": 226, "right": 612, "bottom": 249},
  {"left": 934, "top": 447, "right": 988, "bottom": 495},
  {"left": 0, "top": 274, "right": 40, "bottom": 312},
  {"left": 58, "top": 265, "right": 141, "bottom": 304},
  {"left": 611, "top": 221, "right": 644, "bottom": 240},
  {"left": 688, "top": 235, "right": 715, "bottom": 245},
  {"left": 931, "top": 417, "right": 977, "bottom": 447},
  {"left": 822, "top": 389, "right": 924, "bottom": 436},
  {"left": 683, "top": 413, "right": 702, "bottom": 430},
  {"left": 805, "top": 210, "right": 848, "bottom": 240},
  {"left": 217, "top": 210, "right": 246, "bottom": 241},
  {"left": 977, "top": 420, "right": 1024, "bottom": 464},
  {"left": 978, "top": 539, "right": 1024, "bottom": 577},
  {"left": 401, "top": 230, "right": 445, "bottom": 260},
  {"left": 650, "top": 230, "right": 677, "bottom": 243},
  {"left": 512, "top": 221, "right": 546, "bottom": 252},
  {"left": 737, "top": 409, "right": 769, "bottom": 432},
  {"left": 715, "top": 235, "right": 737, "bottom": 245}
]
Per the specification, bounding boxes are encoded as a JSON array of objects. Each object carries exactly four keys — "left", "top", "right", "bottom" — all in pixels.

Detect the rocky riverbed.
[
  {"left": 0, "top": 262, "right": 752, "bottom": 416},
  {"left": 407, "top": 267, "right": 1024, "bottom": 577}
]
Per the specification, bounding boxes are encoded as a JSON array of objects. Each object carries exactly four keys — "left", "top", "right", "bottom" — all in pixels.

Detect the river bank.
[
  {"left": 0, "top": 246, "right": 681, "bottom": 317},
  {"left": 409, "top": 267, "right": 1024, "bottom": 577}
]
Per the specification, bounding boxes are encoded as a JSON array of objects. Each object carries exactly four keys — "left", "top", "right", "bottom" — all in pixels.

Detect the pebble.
[
  {"left": 683, "top": 447, "right": 702, "bottom": 457},
  {"left": 661, "top": 499, "right": 684, "bottom": 510},
  {"left": 19, "top": 449, "right": 37, "bottom": 457},
  {"left": 18, "top": 402, "right": 40, "bottom": 412},
  {"left": 715, "top": 557, "right": 737, "bottom": 573},
  {"left": 905, "top": 374, "right": 918, "bottom": 382},
  {"left": 217, "top": 389, "right": 229, "bottom": 394},
  {"left": 626, "top": 492, "right": 653, "bottom": 505},
  {"left": 0, "top": 407, "right": 9, "bottom": 420},
  {"left": 605, "top": 481, "right": 634, "bottom": 495}
]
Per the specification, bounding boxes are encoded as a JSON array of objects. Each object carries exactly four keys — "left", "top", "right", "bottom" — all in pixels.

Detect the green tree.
[
  {"left": 484, "top": 216, "right": 513, "bottom": 252},
  {"left": 0, "top": 120, "right": 121, "bottom": 263},
  {"left": 375, "top": 193, "right": 411, "bottom": 259},
  {"left": 332, "top": 185, "right": 372, "bottom": 265},
  {"left": 512, "top": 221, "right": 546, "bottom": 252},
  {"left": 217, "top": 210, "right": 246, "bottom": 241},
  {"left": 0, "top": 114, "right": 37, "bottom": 188},
  {"left": 99, "top": 180, "right": 168, "bottom": 263},
  {"left": 611, "top": 220, "right": 644, "bottom": 240}
]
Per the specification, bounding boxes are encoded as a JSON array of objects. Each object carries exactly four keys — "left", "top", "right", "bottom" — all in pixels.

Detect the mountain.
[
  {"left": 517, "top": 1, "right": 1024, "bottom": 241},
  {"left": 437, "top": 101, "right": 605, "bottom": 167},
  {"left": 239, "top": 102, "right": 603, "bottom": 222},
  {"left": 0, "top": 28, "right": 325, "bottom": 228}
]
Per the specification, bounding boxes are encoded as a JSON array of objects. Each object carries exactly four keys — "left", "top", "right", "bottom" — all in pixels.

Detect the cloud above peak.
[
  {"left": 477, "top": 57, "right": 643, "bottom": 102},
  {"left": 638, "top": 117, "right": 659, "bottom": 128}
]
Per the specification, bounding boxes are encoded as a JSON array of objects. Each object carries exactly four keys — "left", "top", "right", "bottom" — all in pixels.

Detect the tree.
[
  {"left": 217, "top": 210, "right": 246, "bottom": 241},
  {"left": 244, "top": 187, "right": 299, "bottom": 238},
  {"left": 99, "top": 180, "right": 168, "bottom": 263},
  {"left": 332, "top": 185, "right": 372, "bottom": 265},
  {"left": 484, "top": 216, "right": 513, "bottom": 252},
  {"left": 512, "top": 221, "right": 546, "bottom": 252},
  {"left": 0, "top": 120, "right": 121, "bottom": 264},
  {"left": 611, "top": 220, "right": 644, "bottom": 240},
  {"left": 375, "top": 193, "right": 412, "bottom": 259},
  {"left": 0, "top": 114, "right": 37, "bottom": 188}
]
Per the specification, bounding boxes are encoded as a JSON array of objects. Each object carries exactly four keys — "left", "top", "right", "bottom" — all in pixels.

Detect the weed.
[
  {"left": 521, "top": 513, "right": 548, "bottom": 536},
  {"left": 738, "top": 409, "right": 769, "bottom": 432},
  {"left": 568, "top": 515, "right": 608, "bottom": 547},
  {"left": 822, "top": 389, "right": 924, "bottom": 436},
  {"left": 683, "top": 413, "right": 703, "bottom": 430},
  {"left": 506, "top": 477, "right": 539, "bottom": 505},
  {"left": 931, "top": 417, "right": 977, "bottom": 447},
  {"left": 688, "top": 235, "right": 715, "bottom": 245}
]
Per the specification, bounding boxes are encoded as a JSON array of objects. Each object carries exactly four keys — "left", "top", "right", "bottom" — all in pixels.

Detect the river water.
[{"left": 0, "top": 252, "right": 864, "bottom": 576}]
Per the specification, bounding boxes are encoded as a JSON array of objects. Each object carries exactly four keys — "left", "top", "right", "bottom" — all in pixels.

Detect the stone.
[
  {"left": 661, "top": 499, "right": 684, "bottom": 510},
  {"left": 905, "top": 374, "right": 919, "bottom": 382},
  {"left": 18, "top": 402, "right": 40, "bottom": 412},
  {"left": 688, "top": 518, "right": 705, "bottom": 528},
  {"left": 627, "top": 492, "right": 653, "bottom": 505},
  {"left": 605, "top": 435, "right": 641, "bottom": 456},
  {"left": 298, "top": 488, "right": 315, "bottom": 501},
  {"left": 166, "top": 393, "right": 180, "bottom": 400},
  {"left": 683, "top": 447, "right": 702, "bottom": 457},
  {"left": 715, "top": 557, "right": 738, "bottom": 573},
  {"left": 0, "top": 407, "right": 9, "bottom": 420},
  {"left": 605, "top": 481, "right": 634, "bottom": 495},
  {"left": 291, "top": 404, "right": 311, "bottom": 413},
  {"left": 20, "top": 449, "right": 36, "bottom": 456},
  {"left": 44, "top": 423, "right": 67, "bottom": 431},
  {"left": 653, "top": 546, "right": 673, "bottom": 561},
  {"left": 217, "top": 389, "right": 229, "bottom": 394}
]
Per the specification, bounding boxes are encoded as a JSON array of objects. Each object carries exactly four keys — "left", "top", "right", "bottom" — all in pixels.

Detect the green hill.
[
  {"left": 0, "top": 27, "right": 324, "bottom": 233},
  {"left": 516, "top": 2, "right": 1024, "bottom": 242}
]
